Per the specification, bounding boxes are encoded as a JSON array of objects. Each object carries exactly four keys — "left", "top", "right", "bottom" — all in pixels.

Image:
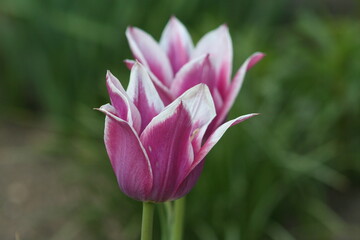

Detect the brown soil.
[{"left": 0, "top": 120, "right": 88, "bottom": 240}]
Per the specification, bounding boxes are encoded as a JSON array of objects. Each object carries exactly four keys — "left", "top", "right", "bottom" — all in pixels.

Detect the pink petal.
[
  {"left": 170, "top": 55, "right": 216, "bottom": 98},
  {"left": 160, "top": 16, "right": 194, "bottom": 73},
  {"left": 127, "top": 62, "right": 165, "bottom": 132},
  {"left": 176, "top": 84, "right": 216, "bottom": 131},
  {"left": 126, "top": 27, "right": 173, "bottom": 87},
  {"left": 177, "top": 84, "right": 217, "bottom": 152},
  {"left": 148, "top": 73, "right": 174, "bottom": 106},
  {"left": 192, "top": 113, "right": 259, "bottom": 174},
  {"left": 97, "top": 104, "right": 153, "bottom": 201},
  {"left": 124, "top": 59, "right": 174, "bottom": 105},
  {"left": 247, "top": 52, "right": 265, "bottom": 70},
  {"left": 106, "top": 71, "right": 141, "bottom": 133},
  {"left": 212, "top": 52, "right": 264, "bottom": 129},
  {"left": 140, "top": 101, "right": 194, "bottom": 202},
  {"left": 139, "top": 84, "right": 216, "bottom": 201},
  {"left": 192, "top": 24, "right": 233, "bottom": 97},
  {"left": 212, "top": 88, "right": 224, "bottom": 113},
  {"left": 172, "top": 160, "right": 205, "bottom": 200},
  {"left": 124, "top": 59, "right": 135, "bottom": 70}
]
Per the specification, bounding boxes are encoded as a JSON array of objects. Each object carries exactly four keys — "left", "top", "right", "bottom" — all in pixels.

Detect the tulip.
[
  {"left": 125, "top": 17, "right": 264, "bottom": 133},
  {"left": 97, "top": 62, "right": 257, "bottom": 202}
]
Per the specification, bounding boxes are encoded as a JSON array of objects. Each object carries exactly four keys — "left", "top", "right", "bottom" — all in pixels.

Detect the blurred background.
[{"left": 1, "top": 0, "right": 359, "bottom": 239}]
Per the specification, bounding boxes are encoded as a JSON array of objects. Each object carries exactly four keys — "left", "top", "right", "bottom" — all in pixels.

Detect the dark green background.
[{"left": 1, "top": 0, "right": 359, "bottom": 239}]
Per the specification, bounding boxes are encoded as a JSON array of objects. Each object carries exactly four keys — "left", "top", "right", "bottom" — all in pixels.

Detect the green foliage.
[{"left": 1, "top": 0, "right": 359, "bottom": 239}]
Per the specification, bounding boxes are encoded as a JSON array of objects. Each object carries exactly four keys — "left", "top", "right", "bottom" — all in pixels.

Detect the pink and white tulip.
[
  {"left": 97, "top": 63, "right": 257, "bottom": 202},
  {"left": 125, "top": 17, "right": 264, "bottom": 133}
]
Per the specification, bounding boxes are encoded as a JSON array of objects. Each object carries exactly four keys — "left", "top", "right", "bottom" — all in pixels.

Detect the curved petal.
[
  {"left": 140, "top": 101, "right": 194, "bottom": 202},
  {"left": 172, "top": 160, "right": 205, "bottom": 200},
  {"left": 192, "top": 24, "right": 233, "bottom": 96},
  {"left": 246, "top": 52, "right": 265, "bottom": 70},
  {"left": 98, "top": 104, "right": 153, "bottom": 201},
  {"left": 124, "top": 59, "right": 135, "bottom": 70},
  {"left": 160, "top": 16, "right": 194, "bottom": 73},
  {"left": 127, "top": 62, "right": 165, "bottom": 132},
  {"left": 140, "top": 84, "right": 216, "bottom": 201},
  {"left": 176, "top": 84, "right": 216, "bottom": 132},
  {"left": 126, "top": 27, "right": 173, "bottom": 87},
  {"left": 123, "top": 59, "right": 174, "bottom": 105},
  {"left": 212, "top": 52, "right": 264, "bottom": 129},
  {"left": 177, "top": 84, "right": 217, "bottom": 152},
  {"left": 170, "top": 55, "right": 216, "bottom": 98},
  {"left": 182, "top": 113, "right": 259, "bottom": 186},
  {"left": 106, "top": 71, "right": 141, "bottom": 133},
  {"left": 212, "top": 88, "right": 224, "bottom": 113}
]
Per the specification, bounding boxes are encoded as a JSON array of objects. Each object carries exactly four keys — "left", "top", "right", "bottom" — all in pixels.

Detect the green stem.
[
  {"left": 158, "top": 202, "right": 174, "bottom": 240},
  {"left": 141, "top": 202, "right": 155, "bottom": 240},
  {"left": 171, "top": 197, "right": 186, "bottom": 240}
]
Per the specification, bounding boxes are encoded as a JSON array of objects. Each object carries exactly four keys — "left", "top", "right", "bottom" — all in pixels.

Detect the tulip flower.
[
  {"left": 97, "top": 62, "right": 257, "bottom": 202},
  {"left": 125, "top": 17, "right": 264, "bottom": 133}
]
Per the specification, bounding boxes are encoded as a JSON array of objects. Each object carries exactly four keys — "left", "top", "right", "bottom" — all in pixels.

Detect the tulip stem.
[
  {"left": 141, "top": 202, "right": 155, "bottom": 240},
  {"left": 171, "top": 197, "right": 185, "bottom": 240}
]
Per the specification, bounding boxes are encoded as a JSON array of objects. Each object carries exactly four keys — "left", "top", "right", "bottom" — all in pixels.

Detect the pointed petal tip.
[
  {"left": 232, "top": 113, "right": 260, "bottom": 124},
  {"left": 132, "top": 60, "right": 141, "bottom": 68},
  {"left": 125, "top": 26, "right": 131, "bottom": 35},
  {"left": 106, "top": 70, "right": 114, "bottom": 80},
  {"left": 219, "top": 24, "right": 229, "bottom": 32},
  {"left": 253, "top": 52, "right": 266, "bottom": 60},
  {"left": 106, "top": 71, "right": 118, "bottom": 86},
  {"left": 170, "top": 15, "right": 179, "bottom": 22},
  {"left": 131, "top": 60, "right": 149, "bottom": 73},
  {"left": 198, "top": 82, "right": 208, "bottom": 90},
  {"left": 125, "top": 26, "right": 137, "bottom": 36},
  {"left": 94, "top": 106, "right": 112, "bottom": 116},
  {"left": 95, "top": 104, "right": 124, "bottom": 122},
  {"left": 247, "top": 52, "right": 265, "bottom": 70},
  {"left": 94, "top": 105, "right": 108, "bottom": 115},
  {"left": 167, "top": 15, "right": 185, "bottom": 29},
  {"left": 246, "top": 113, "right": 260, "bottom": 119},
  {"left": 124, "top": 59, "right": 135, "bottom": 70},
  {"left": 190, "top": 83, "right": 210, "bottom": 94}
]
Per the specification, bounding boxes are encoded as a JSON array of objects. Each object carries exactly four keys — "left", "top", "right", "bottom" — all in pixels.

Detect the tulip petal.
[
  {"left": 185, "top": 113, "right": 259, "bottom": 183},
  {"left": 140, "top": 84, "right": 216, "bottom": 201},
  {"left": 127, "top": 62, "right": 165, "bottom": 131},
  {"left": 212, "top": 88, "right": 224, "bottom": 113},
  {"left": 174, "top": 115, "right": 259, "bottom": 199},
  {"left": 192, "top": 24, "right": 233, "bottom": 97},
  {"left": 170, "top": 55, "right": 216, "bottom": 98},
  {"left": 124, "top": 59, "right": 174, "bottom": 105},
  {"left": 178, "top": 84, "right": 216, "bottom": 131},
  {"left": 97, "top": 104, "right": 153, "bottom": 201},
  {"left": 106, "top": 71, "right": 141, "bottom": 133},
  {"left": 140, "top": 101, "right": 194, "bottom": 202},
  {"left": 213, "top": 52, "right": 264, "bottom": 129},
  {"left": 172, "top": 160, "right": 205, "bottom": 200},
  {"left": 124, "top": 59, "right": 135, "bottom": 70},
  {"left": 178, "top": 84, "right": 217, "bottom": 152},
  {"left": 160, "top": 16, "right": 194, "bottom": 73},
  {"left": 246, "top": 52, "right": 265, "bottom": 70},
  {"left": 126, "top": 27, "right": 173, "bottom": 87}
]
